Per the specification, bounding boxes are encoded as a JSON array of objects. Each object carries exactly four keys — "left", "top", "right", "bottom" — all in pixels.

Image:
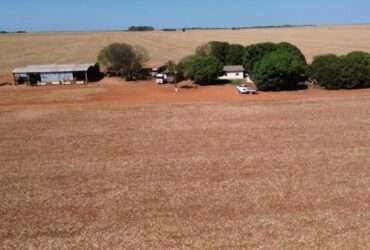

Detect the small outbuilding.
[
  {"left": 218, "top": 65, "right": 246, "bottom": 80},
  {"left": 12, "top": 63, "right": 97, "bottom": 86}
]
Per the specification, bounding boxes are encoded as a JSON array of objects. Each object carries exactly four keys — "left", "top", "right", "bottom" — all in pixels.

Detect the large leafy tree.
[
  {"left": 253, "top": 48, "right": 307, "bottom": 91},
  {"left": 243, "top": 42, "right": 307, "bottom": 75},
  {"left": 309, "top": 52, "right": 370, "bottom": 89},
  {"left": 208, "top": 41, "right": 230, "bottom": 64},
  {"left": 179, "top": 55, "right": 223, "bottom": 84},
  {"left": 98, "top": 43, "right": 149, "bottom": 80},
  {"left": 308, "top": 54, "right": 341, "bottom": 89},
  {"left": 226, "top": 44, "right": 244, "bottom": 65},
  {"left": 177, "top": 55, "right": 199, "bottom": 78},
  {"left": 196, "top": 41, "right": 244, "bottom": 65},
  {"left": 243, "top": 42, "right": 277, "bottom": 73},
  {"left": 277, "top": 42, "right": 307, "bottom": 64},
  {"left": 340, "top": 51, "right": 370, "bottom": 89}
]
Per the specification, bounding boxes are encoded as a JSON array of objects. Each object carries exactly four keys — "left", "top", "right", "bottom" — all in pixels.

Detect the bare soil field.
[
  {"left": 2, "top": 25, "right": 370, "bottom": 74},
  {"left": 1, "top": 77, "right": 370, "bottom": 107},
  {"left": 0, "top": 80, "right": 370, "bottom": 249}
]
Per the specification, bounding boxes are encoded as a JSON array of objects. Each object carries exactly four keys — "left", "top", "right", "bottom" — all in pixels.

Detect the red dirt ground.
[
  {"left": 1, "top": 75, "right": 370, "bottom": 107},
  {"left": 0, "top": 74, "right": 14, "bottom": 86}
]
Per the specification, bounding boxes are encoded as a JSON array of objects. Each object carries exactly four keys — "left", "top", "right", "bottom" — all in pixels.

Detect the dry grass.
[
  {"left": 0, "top": 85, "right": 105, "bottom": 105},
  {"left": 2, "top": 25, "right": 370, "bottom": 74},
  {"left": 0, "top": 82, "right": 369, "bottom": 249}
]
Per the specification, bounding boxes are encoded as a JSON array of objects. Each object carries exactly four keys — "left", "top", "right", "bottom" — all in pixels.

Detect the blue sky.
[{"left": 2, "top": 0, "right": 370, "bottom": 31}]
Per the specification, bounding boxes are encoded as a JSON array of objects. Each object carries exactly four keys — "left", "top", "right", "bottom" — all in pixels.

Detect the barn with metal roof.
[{"left": 12, "top": 63, "right": 96, "bottom": 86}]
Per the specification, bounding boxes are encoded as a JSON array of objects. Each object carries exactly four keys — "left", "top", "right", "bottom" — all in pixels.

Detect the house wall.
[{"left": 218, "top": 71, "right": 245, "bottom": 80}]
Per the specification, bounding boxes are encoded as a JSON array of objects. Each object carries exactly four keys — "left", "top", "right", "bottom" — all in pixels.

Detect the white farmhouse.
[{"left": 218, "top": 65, "right": 245, "bottom": 80}]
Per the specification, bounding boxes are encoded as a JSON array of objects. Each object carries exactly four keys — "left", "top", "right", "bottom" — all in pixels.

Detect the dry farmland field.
[
  {"left": 0, "top": 79, "right": 370, "bottom": 249},
  {"left": 2, "top": 25, "right": 370, "bottom": 74}
]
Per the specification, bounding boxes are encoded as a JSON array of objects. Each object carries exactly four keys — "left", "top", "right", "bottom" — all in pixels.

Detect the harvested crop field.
[
  {"left": 0, "top": 80, "right": 370, "bottom": 249},
  {"left": 2, "top": 25, "right": 370, "bottom": 74}
]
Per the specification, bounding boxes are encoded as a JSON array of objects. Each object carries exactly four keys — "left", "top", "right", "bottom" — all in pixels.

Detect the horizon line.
[{"left": 2, "top": 22, "right": 370, "bottom": 34}]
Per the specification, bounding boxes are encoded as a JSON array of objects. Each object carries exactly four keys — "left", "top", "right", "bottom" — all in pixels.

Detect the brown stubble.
[{"left": 0, "top": 84, "right": 369, "bottom": 248}]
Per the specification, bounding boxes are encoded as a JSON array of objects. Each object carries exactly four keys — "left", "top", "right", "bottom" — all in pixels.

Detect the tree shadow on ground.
[
  {"left": 280, "top": 83, "right": 309, "bottom": 91},
  {"left": 260, "top": 82, "right": 309, "bottom": 92},
  {"left": 196, "top": 79, "right": 231, "bottom": 86}
]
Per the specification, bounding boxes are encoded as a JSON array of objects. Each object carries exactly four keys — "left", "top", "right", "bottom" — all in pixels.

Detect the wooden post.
[
  {"left": 12, "top": 73, "right": 17, "bottom": 86},
  {"left": 85, "top": 71, "right": 88, "bottom": 84}
]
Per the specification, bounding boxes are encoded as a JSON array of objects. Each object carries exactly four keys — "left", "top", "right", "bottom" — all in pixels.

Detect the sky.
[{"left": 2, "top": 0, "right": 370, "bottom": 31}]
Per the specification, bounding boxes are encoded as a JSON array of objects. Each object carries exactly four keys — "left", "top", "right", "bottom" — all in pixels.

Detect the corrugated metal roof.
[
  {"left": 13, "top": 64, "right": 94, "bottom": 74},
  {"left": 223, "top": 65, "right": 245, "bottom": 72}
]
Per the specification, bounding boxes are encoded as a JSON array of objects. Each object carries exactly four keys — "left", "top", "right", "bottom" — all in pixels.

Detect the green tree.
[
  {"left": 254, "top": 48, "right": 307, "bottom": 91},
  {"left": 226, "top": 44, "right": 244, "bottom": 65},
  {"left": 340, "top": 51, "right": 370, "bottom": 89},
  {"left": 196, "top": 41, "right": 244, "bottom": 65},
  {"left": 177, "top": 55, "right": 198, "bottom": 78},
  {"left": 309, "top": 52, "right": 370, "bottom": 89},
  {"left": 179, "top": 55, "right": 223, "bottom": 84},
  {"left": 308, "top": 54, "right": 342, "bottom": 89},
  {"left": 98, "top": 43, "right": 149, "bottom": 80},
  {"left": 208, "top": 41, "right": 230, "bottom": 64},
  {"left": 276, "top": 42, "right": 307, "bottom": 64},
  {"left": 243, "top": 42, "right": 277, "bottom": 73}
]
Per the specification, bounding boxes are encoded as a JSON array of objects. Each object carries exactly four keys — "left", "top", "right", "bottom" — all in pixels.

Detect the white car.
[
  {"left": 236, "top": 85, "right": 258, "bottom": 94},
  {"left": 155, "top": 73, "right": 169, "bottom": 84}
]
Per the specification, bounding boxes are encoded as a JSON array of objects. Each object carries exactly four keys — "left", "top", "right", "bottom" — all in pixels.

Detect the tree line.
[
  {"left": 0, "top": 31, "right": 27, "bottom": 34},
  {"left": 127, "top": 26, "right": 155, "bottom": 32},
  {"left": 97, "top": 41, "right": 370, "bottom": 91}
]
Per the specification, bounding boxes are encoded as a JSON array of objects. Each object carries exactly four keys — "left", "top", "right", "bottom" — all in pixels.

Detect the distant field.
[{"left": 1, "top": 25, "right": 370, "bottom": 74}]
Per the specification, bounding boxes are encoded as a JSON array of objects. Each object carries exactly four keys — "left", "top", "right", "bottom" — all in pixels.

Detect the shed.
[{"left": 12, "top": 63, "right": 96, "bottom": 86}]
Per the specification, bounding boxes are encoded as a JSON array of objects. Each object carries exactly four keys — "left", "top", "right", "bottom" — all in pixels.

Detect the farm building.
[
  {"left": 12, "top": 64, "right": 99, "bottom": 86},
  {"left": 218, "top": 65, "right": 246, "bottom": 80}
]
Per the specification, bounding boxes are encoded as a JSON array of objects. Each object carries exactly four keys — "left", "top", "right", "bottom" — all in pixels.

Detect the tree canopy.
[
  {"left": 253, "top": 47, "right": 307, "bottom": 91},
  {"left": 243, "top": 42, "right": 307, "bottom": 74},
  {"left": 309, "top": 52, "right": 370, "bottom": 89},
  {"left": 195, "top": 41, "right": 244, "bottom": 66},
  {"left": 98, "top": 43, "right": 149, "bottom": 80},
  {"left": 178, "top": 55, "right": 223, "bottom": 84},
  {"left": 208, "top": 41, "right": 230, "bottom": 64},
  {"left": 226, "top": 44, "right": 244, "bottom": 65},
  {"left": 243, "top": 42, "right": 277, "bottom": 73}
]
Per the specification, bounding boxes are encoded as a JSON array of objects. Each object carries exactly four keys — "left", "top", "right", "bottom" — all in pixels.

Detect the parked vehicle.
[
  {"left": 155, "top": 73, "right": 167, "bottom": 84},
  {"left": 155, "top": 72, "right": 180, "bottom": 84},
  {"left": 236, "top": 85, "right": 258, "bottom": 94}
]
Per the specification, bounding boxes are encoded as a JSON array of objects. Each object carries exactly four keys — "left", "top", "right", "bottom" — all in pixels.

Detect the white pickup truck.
[{"left": 236, "top": 85, "right": 258, "bottom": 94}]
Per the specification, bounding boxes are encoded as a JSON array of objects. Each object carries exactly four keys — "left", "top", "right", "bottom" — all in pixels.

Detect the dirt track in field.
[{"left": 0, "top": 78, "right": 370, "bottom": 249}]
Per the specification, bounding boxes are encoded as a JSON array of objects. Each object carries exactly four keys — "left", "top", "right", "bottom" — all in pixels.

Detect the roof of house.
[
  {"left": 13, "top": 64, "right": 95, "bottom": 74},
  {"left": 223, "top": 65, "right": 245, "bottom": 72}
]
